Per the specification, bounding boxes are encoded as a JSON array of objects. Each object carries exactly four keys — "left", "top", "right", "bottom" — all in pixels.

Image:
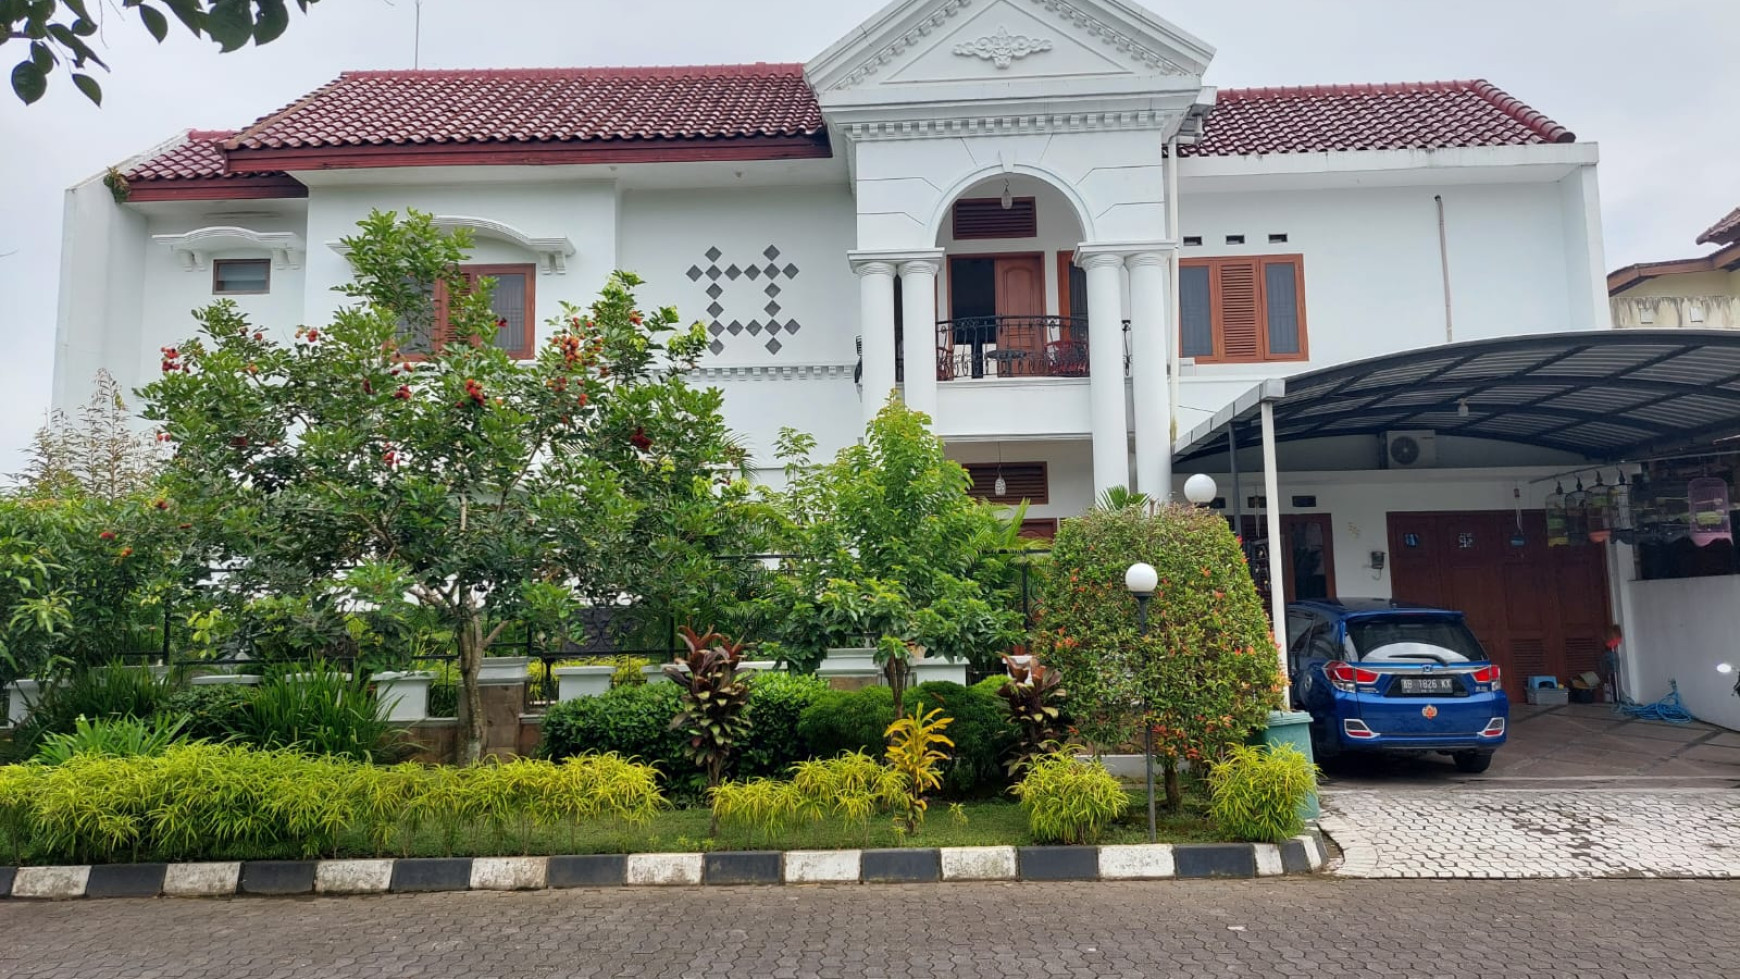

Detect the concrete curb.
[{"left": 0, "top": 830, "right": 1327, "bottom": 899}]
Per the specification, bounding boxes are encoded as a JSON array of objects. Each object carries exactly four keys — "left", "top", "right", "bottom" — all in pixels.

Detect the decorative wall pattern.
[{"left": 686, "top": 245, "right": 803, "bottom": 356}]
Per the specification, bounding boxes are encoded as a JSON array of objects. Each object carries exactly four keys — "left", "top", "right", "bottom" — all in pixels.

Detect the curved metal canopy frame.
[{"left": 1174, "top": 330, "right": 1740, "bottom": 464}]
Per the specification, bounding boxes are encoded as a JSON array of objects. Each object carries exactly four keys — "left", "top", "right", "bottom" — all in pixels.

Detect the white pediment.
[{"left": 806, "top": 0, "right": 1213, "bottom": 97}]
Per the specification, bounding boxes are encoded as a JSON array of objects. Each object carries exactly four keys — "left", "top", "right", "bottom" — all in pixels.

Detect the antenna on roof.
[{"left": 413, "top": 0, "right": 423, "bottom": 69}]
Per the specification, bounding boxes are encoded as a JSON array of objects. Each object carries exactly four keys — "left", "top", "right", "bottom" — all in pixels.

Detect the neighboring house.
[
  {"left": 1608, "top": 206, "right": 1740, "bottom": 328},
  {"left": 61, "top": 0, "right": 1740, "bottom": 728}
]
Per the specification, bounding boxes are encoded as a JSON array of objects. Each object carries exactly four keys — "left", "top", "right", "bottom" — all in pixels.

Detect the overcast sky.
[{"left": 1, "top": 0, "right": 1735, "bottom": 466}]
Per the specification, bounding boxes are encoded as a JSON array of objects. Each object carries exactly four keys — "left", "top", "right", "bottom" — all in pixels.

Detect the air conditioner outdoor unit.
[{"left": 1383, "top": 430, "right": 1438, "bottom": 469}]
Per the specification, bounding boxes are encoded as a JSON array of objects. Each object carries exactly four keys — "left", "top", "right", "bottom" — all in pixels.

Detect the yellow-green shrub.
[
  {"left": 1010, "top": 748, "right": 1129, "bottom": 845},
  {"left": 1208, "top": 743, "right": 1317, "bottom": 843}
]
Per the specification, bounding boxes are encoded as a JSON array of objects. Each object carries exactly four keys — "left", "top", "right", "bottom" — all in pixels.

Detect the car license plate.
[{"left": 1399, "top": 676, "right": 1455, "bottom": 695}]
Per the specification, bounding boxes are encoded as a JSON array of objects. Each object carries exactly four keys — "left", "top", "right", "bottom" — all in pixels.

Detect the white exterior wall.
[
  {"left": 1625, "top": 577, "right": 1740, "bottom": 730},
  {"left": 948, "top": 439, "right": 1095, "bottom": 522},
  {"left": 618, "top": 185, "right": 862, "bottom": 463},
  {"left": 298, "top": 178, "right": 620, "bottom": 329},
  {"left": 53, "top": 179, "right": 148, "bottom": 413},
  {"left": 1173, "top": 179, "right": 1592, "bottom": 431},
  {"left": 136, "top": 213, "right": 308, "bottom": 385}
]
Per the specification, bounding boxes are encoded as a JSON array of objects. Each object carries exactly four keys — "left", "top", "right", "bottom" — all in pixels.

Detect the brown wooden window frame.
[
  {"left": 952, "top": 196, "right": 1039, "bottom": 240},
  {"left": 963, "top": 461, "right": 1049, "bottom": 505},
  {"left": 211, "top": 258, "right": 271, "bottom": 296},
  {"left": 1018, "top": 518, "right": 1059, "bottom": 540},
  {"left": 1178, "top": 254, "right": 1308, "bottom": 365},
  {"left": 400, "top": 262, "right": 538, "bottom": 361}
]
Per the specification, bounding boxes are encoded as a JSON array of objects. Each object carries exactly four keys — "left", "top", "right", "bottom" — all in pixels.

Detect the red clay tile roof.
[
  {"left": 1697, "top": 206, "right": 1740, "bottom": 246},
  {"left": 225, "top": 64, "right": 824, "bottom": 151},
  {"left": 1181, "top": 80, "right": 1575, "bottom": 157},
  {"left": 119, "top": 72, "right": 1577, "bottom": 188},
  {"left": 123, "top": 130, "right": 279, "bottom": 181}
]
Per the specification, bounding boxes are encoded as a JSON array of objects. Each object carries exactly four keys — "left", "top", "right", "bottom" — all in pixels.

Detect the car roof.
[{"left": 1289, "top": 597, "right": 1465, "bottom": 620}]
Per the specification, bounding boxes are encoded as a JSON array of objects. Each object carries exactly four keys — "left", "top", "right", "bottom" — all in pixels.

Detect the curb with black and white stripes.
[{"left": 0, "top": 832, "right": 1327, "bottom": 899}]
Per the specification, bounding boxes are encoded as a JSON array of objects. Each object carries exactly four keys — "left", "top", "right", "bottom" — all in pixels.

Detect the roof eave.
[{"left": 223, "top": 133, "right": 833, "bottom": 172}]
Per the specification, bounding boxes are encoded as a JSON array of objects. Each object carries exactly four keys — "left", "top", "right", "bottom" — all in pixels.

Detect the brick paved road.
[
  {"left": 3, "top": 880, "right": 1738, "bottom": 977},
  {"left": 1322, "top": 788, "right": 1740, "bottom": 878}
]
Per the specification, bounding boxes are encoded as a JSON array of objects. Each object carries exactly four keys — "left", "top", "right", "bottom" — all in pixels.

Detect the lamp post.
[{"left": 1125, "top": 560, "right": 1159, "bottom": 843}]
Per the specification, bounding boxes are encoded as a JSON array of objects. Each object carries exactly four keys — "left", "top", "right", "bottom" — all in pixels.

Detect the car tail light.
[
  {"left": 1326, "top": 661, "right": 1381, "bottom": 691},
  {"left": 1470, "top": 665, "right": 1502, "bottom": 686},
  {"left": 1481, "top": 717, "right": 1506, "bottom": 738},
  {"left": 1343, "top": 719, "right": 1377, "bottom": 739}
]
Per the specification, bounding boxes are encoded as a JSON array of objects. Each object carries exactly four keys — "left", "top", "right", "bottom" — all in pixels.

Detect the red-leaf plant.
[
  {"left": 664, "top": 626, "right": 755, "bottom": 803},
  {"left": 997, "top": 653, "right": 1068, "bottom": 775}
]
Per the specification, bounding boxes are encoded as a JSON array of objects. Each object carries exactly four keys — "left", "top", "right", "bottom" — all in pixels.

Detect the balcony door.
[{"left": 948, "top": 253, "right": 1045, "bottom": 377}]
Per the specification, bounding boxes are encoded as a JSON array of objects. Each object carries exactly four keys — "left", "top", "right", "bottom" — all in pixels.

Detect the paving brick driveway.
[
  {"left": 3, "top": 879, "right": 1739, "bottom": 978},
  {"left": 1319, "top": 702, "right": 1740, "bottom": 878}
]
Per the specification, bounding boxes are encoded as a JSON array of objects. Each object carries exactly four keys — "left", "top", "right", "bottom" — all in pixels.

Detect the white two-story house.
[{"left": 53, "top": 0, "right": 1740, "bottom": 727}]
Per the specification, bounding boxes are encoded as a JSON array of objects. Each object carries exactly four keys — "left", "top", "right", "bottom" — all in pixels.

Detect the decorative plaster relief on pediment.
[{"left": 952, "top": 26, "right": 1053, "bottom": 69}]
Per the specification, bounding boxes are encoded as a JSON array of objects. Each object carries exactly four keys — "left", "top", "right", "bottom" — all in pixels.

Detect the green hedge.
[
  {"left": 739, "top": 671, "right": 831, "bottom": 779},
  {"left": 796, "top": 678, "right": 1016, "bottom": 798},
  {"left": 539, "top": 683, "right": 688, "bottom": 773}
]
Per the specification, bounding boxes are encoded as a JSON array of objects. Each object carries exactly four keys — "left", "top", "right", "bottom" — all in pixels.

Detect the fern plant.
[
  {"left": 1207, "top": 743, "right": 1318, "bottom": 843},
  {"left": 33, "top": 713, "right": 192, "bottom": 765},
  {"left": 1011, "top": 746, "right": 1129, "bottom": 845},
  {"left": 665, "top": 627, "right": 754, "bottom": 795},
  {"left": 883, "top": 701, "right": 953, "bottom": 833}
]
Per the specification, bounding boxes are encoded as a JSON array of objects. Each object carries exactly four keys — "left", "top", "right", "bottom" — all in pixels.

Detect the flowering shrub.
[{"left": 1028, "top": 504, "right": 1280, "bottom": 806}]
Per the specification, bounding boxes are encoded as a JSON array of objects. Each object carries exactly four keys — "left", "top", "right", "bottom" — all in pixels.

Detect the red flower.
[
  {"left": 118, "top": 547, "right": 133, "bottom": 558},
  {"left": 495, "top": 317, "right": 509, "bottom": 331},
  {"left": 305, "top": 329, "right": 321, "bottom": 342},
  {"left": 393, "top": 385, "right": 412, "bottom": 400},
  {"left": 98, "top": 530, "right": 115, "bottom": 541},
  {"left": 463, "top": 378, "right": 486, "bottom": 406},
  {"left": 362, "top": 379, "right": 374, "bottom": 395},
  {"left": 253, "top": 332, "right": 263, "bottom": 341},
  {"left": 629, "top": 311, "right": 643, "bottom": 325},
  {"left": 629, "top": 426, "right": 652, "bottom": 451},
  {"left": 153, "top": 499, "right": 169, "bottom": 510}
]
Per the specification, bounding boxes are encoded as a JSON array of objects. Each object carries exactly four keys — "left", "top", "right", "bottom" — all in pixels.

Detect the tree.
[
  {"left": 1029, "top": 503, "right": 1280, "bottom": 807},
  {"left": 6, "top": 0, "right": 320, "bottom": 106},
  {"left": 757, "top": 399, "right": 1029, "bottom": 705},
  {"left": 140, "top": 208, "right": 752, "bottom": 763},
  {"left": 17, "top": 369, "right": 164, "bottom": 500}
]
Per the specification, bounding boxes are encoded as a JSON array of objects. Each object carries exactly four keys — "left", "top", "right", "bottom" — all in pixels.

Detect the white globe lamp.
[
  {"left": 1124, "top": 561, "right": 1158, "bottom": 597},
  {"left": 1183, "top": 473, "right": 1218, "bottom": 506}
]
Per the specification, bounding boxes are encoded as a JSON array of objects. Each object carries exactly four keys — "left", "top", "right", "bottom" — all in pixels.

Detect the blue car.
[{"left": 1286, "top": 599, "right": 1509, "bottom": 774}]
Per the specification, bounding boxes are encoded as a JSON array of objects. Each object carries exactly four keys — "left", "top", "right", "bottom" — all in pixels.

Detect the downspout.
[
  {"left": 1435, "top": 194, "right": 1454, "bottom": 343},
  {"left": 1167, "top": 134, "right": 1182, "bottom": 459}
]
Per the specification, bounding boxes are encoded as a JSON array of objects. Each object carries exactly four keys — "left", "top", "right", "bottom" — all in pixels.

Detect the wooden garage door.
[{"left": 1387, "top": 511, "right": 1610, "bottom": 700}]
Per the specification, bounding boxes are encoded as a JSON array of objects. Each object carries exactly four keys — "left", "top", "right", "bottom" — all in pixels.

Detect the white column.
[
  {"left": 1081, "top": 252, "right": 1129, "bottom": 498},
  {"left": 1261, "top": 399, "right": 1289, "bottom": 703},
  {"left": 854, "top": 259, "right": 898, "bottom": 432},
  {"left": 1127, "top": 251, "right": 1172, "bottom": 501},
  {"left": 899, "top": 258, "right": 941, "bottom": 421}
]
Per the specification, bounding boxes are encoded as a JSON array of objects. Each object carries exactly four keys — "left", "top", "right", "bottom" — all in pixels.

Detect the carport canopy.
[{"left": 1174, "top": 330, "right": 1740, "bottom": 464}]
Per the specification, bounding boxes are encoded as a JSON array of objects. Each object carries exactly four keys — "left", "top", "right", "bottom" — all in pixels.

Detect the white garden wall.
[{"left": 1624, "top": 576, "right": 1740, "bottom": 730}]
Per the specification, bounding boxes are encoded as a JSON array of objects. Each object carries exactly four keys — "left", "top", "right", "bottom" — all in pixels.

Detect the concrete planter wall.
[
  {"left": 375, "top": 671, "right": 434, "bottom": 722},
  {"left": 188, "top": 674, "right": 262, "bottom": 687},
  {"left": 817, "top": 647, "right": 879, "bottom": 683},
  {"left": 909, "top": 658, "right": 967, "bottom": 686},
  {"left": 478, "top": 657, "right": 529, "bottom": 685},
  {"left": 553, "top": 665, "right": 615, "bottom": 701},
  {"left": 6, "top": 679, "right": 57, "bottom": 726}
]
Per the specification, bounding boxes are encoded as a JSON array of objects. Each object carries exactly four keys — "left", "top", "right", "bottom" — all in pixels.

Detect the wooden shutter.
[
  {"left": 953, "top": 197, "right": 1038, "bottom": 240},
  {"left": 964, "top": 462, "right": 1048, "bottom": 504},
  {"left": 1215, "top": 260, "right": 1262, "bottom": 362}
]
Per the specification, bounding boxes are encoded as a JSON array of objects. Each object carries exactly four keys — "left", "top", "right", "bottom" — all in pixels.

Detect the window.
[
  {"left": 1057, "top": 252, "right": 1089, "bottom": 321},
  {"left": 397, "top": 263, "right": 536, "bottom": 360},
  {"left": 1182, "top": 235, "right": 1202, "bottom": 247},
  {"left": 953, "top": 197, "right": 1038, "bottom": 240},
  {"left": 1018, "top": 518, "right": 1058, "bottom": 540},
  {"left": 212, "top": 258, "right": 270, "bottom": 295},
  {"left": 963, "top": 462, "right": 1048, "bottom": 505},
  {"left": 1225, "top": 234, "right": 1245, "bottom": 245},
  {"left": 1178, "top": 255, "right": 1307, "bottom": 363},
  {"left": 1268, "top": 233, "right": 1289, "bottom": 244}
]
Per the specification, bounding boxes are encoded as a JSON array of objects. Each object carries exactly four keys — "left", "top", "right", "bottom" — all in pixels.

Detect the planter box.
[
  {"left": 553, "top": 665, "right": 615, "bottom": 701},
  {"left": 910, "top": 658, "right": 967, "bottom": 686},
  {"left": 375, "top": 671, "right": 434, "bottom": 722},
  {"left": 1527, "top": 686, "right": 1569, "bottom": 706},
  {"left": 189, "top": 673, "right": 262, "bottom": 687},
  {"left": 6, "top": 679, "right": 57, "bottom": 727},
  {"left": 478, "top": 657, "right": 529, "bottom": 685},
  {"left": 817, "top": 647, "right": 880, "bottom": 680},
  {"left": 642, "top": 662, "right": 685, "bottom": 684},
  {"left": 1260, "top": 709, "right": 1319, "bottom": 821}
]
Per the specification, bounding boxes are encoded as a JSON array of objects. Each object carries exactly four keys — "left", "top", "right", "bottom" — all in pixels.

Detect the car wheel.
[{"left": 1453, "top": 751, "right": 1493, "bottom": 774}]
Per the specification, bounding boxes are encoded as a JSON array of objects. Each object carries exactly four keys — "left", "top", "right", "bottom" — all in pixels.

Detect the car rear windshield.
[{"left": 1347, "top": 617, "right": 1486, "bottom": 664}]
